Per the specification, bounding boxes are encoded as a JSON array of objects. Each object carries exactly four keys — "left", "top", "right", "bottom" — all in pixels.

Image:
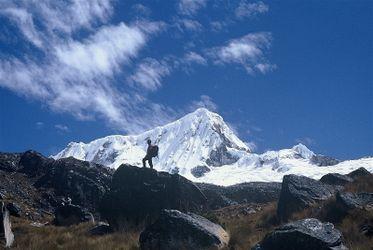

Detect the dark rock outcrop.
[
  {"left": 310, "top": 154, "right": 340, "bottom": 166},
  {"left": 320, "top": 173, "right": 353, "bottom": 186},
  {"left": 335, "top": 192, "right": 373, "bottom": 212},
  {"left": 18, "top": 150, "right": 51, "bottom": 177},
  {"left": 253, "top": 218, "right": 346, "bottom": 250},
  {"left": 347, "top": 167, "right": 372, "bottom": 180},
  {"left": 0, "top": 202, "right": 14, "bottom": 248},
  {"left": 34, "top": 156, "right": 113, "bottom": 212},
  {"left": 277, "top": 175, "right": 336, "bottom": 220},
  {"left": 206, "top": 145, "right": 239, "bottom": 167},
  {"left": 0, "top": 153, "right": 21, "bottom": 172},
  {"left": 139, "top": 209, "right": 229, "bottom": 250},
  {"left": 196, "top": 182, "right": 281, "bottom": 210},
  {"left": 54, "top": 204, "right": 94, "bottom": 226},
  {"left": 6, "top": 203, "right": 21, "bottom": 217},
  {"left": 191, "top": 165, "right": 210, "bottom": 178},
  {"left": 100, "top": 165, "right": 207, "bottom": 230}
]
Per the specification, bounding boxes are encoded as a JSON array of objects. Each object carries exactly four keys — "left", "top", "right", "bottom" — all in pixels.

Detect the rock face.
[
  {"left": 33, "top": 156, "right": 113, "bottom": 212},
  {"left": 347, "top": 167, "right": 372, "bottom": 180},
  {"left": 310, "top": 154, "right": 340, "bottom": 166},
  {"left": 54, "top": 204, "right": 94, "bottom": 226},
  {"left": 139, "top": 209, "right": 229, "bottom": 250},
  {"left": 253, "top": 218, "right": 346, "bottom": 250},
  {"left": 6, "top": 203, "right": 21, "bottom": 217},
  {"left": 0, "top": 153, "right": 21, "bottom": 172},
  {"left": 320, "top": 173, "right": 353, "bottom": 186},
  {"left": 196, "top": 182, "right": 281, "bottom": 209},
  {"left": 19, "top": 150, "right": 51, "bottom": 177},
  {"left": 100, "top": 165, "right": 207, "bottom": 229},
  {"left": 277, "top": 175, "right": 336, "bottom": 220},
  {"left": 335, "top": 192, "right": 373, "bottom": 212},
  {"left": 191, "top": 165, "right": 211, "bottom": 178},
  {"left": 0, "top": 202, "right": 14, "bottom": 248}
]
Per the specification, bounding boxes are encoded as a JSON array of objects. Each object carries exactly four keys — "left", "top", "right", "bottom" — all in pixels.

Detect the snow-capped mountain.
[{"left": 53, "top": 108, "right": 373, "bottom": 185}]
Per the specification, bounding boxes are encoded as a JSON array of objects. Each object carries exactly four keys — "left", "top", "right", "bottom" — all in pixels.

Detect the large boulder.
[
  {"left": 100, "top": 165, "right": 207, "bottom": 229},
  {"left": 0, "top": 202, "right": 14, "bottom": 248},
  {"left": 196, "top": 182, "right": 281, "bottom": 210},
  {"left": 6, "top": 203, "right": 21, "bottom": 217},
  {"left": 139, "top": 209, "right": 229, "bottom": 250},
  {"left": 253, "top": 218, "right": 347, "bottom": 250},
  {"left": 34, "top": 156, "right": 113, "bottom": 212},
  {"left": 335, "top": 192, "right": 373, "bottom": 212},
  {"left": 277, "top": 175, "right": 336, "bottom": 220},
  {"left": 54, "top": 204, "right": 94, "bottom": 226},
  {"left": 320, "top": 173, "right": 353, "bottom": 186}
]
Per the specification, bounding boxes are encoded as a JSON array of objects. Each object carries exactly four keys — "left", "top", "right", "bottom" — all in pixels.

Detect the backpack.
[{"left": 149, "top": 145, "right": 159, "bottom": 158}]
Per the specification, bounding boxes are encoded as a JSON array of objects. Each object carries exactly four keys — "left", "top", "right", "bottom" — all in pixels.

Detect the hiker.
[{"left": 142, "top": 139, "right": 158, "bottom": 169}]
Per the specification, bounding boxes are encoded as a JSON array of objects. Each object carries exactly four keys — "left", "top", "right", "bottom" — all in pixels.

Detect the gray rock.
[
  {"left": 0, "top": 202, "right": 14, "bottom": 248},
  {"left": 196, "top": 182, "right": 281, "bottom": 210},
  {"left": 54, "top": 204, "right": 94, "bottom": 226},
  {"left": 191, "top": 165, "right": 210, "bottom": 178},
  {"left": 139, "top": 209, "right": 229, "bottom": 250},
  {"left": 6, "top": 203, "right": 21, "bottom": 217},
  {"left": 320, "top": 173, "right": 353, "bottom": 186},
  {"left": 310, "top": 154, "right": 340, "bottom": 166},
  {"left": 335, "top": 192, "right": 373, "bottom": 211},
  {"left": 253, "top": 218, "right": 347, "bottom": 250},
  {"left": 277, "top": 175, "right": 336, "bottom": 220},
  {"left": 346, "top": 167, "right": 372, "bottom": 180},
  {"left": 100, "top": 165, "right": 207, "bottom": 230}
]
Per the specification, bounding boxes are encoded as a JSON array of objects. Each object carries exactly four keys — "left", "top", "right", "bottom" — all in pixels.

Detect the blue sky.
[{"left": 0, "top": 0, "right": 372, "bottom": 159}]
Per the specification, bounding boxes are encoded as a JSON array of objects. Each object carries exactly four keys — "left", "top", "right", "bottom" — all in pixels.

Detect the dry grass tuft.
[{"left": 10, "top": 218, "right": 139, "bottom": 250}]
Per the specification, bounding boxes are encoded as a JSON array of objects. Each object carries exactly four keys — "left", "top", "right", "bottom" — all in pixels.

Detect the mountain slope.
[{"left": 53, "top": 108, "right": 373, "bottom": 185}]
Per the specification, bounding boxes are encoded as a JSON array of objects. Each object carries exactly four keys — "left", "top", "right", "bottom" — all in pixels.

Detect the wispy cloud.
[
  {"left": 177, "top": 0, "right": 207, "bottom": 16},
  {"left": 206, "top": 32, "right": 275, "bottom": 74},
  {"left": 128, "top": 58, "right": 171, "bottom": 91},
  {"left": 0, "top": 7, "right": 43, "bottom": 48},
  {"left": 189, "top": 95, "right": 218, "bottom": 112},
  {"left": 35, "top": 121, "right": 44, "bottom": 129},
  {"left": 55, "top": 124, "right": 69, "bottom": 132},
  {"left": 295, "top": 137, "right": 315, "bottom": 147},
  {"left": 0, "top": 1, "right": 174, "bottom": 133},
  {"left": 175, "top": 18, "right": 203, "bottom": 32},
  {"left": 183, "top": 52, "right": 207, "bottom": 65},
  {"left": 235, "top": 1, "right": 269, "bottom": 20}
]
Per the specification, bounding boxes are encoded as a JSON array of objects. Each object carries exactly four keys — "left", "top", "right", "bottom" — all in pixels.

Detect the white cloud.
[
  {"left": 235, "top": 1, "right": 269, "bottom": 20},
  {"left": 35, "top": 122, "right": 44, "bottom": 129},
  {"left": 176, "top": 19, "right": 203, "bottom": 32},
  {"left": 0, "top": 1, "right": 174, "bottom": 133},
  {"left": 207, "top": 32, "right": 274, "bottom": 74},
  {"left": 128, "top": 58, "right": 171, "bottom": 91},
  {"left": 55, "top": 124, "right": 69, "bottom": 132},
  {"left": 183, "top": 52, "right": 207, "bottom": 65},
  {"left": 295, "top": 137, "right": 315, "bottom": 146},
  {"left": 189, "top": 95, "right": 218, "bottom": 112},
  {"left": 0, "top": 7, "right": 43, "bottom": 47},
  {"left": 178, "top": 0, "right": 207, "bottom": 16},
  {"left": 55, "top": 23, "right": 147, "bottom": 77}
]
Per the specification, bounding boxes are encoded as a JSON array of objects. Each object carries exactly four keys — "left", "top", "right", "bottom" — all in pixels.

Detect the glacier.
[{"left": 53, "top": 108, "right": 373, "bottom": 186}]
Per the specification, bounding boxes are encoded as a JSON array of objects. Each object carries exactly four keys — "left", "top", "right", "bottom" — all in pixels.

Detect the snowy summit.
[{"left": 53, "top": 108, "right": 373, "bottom": 185}]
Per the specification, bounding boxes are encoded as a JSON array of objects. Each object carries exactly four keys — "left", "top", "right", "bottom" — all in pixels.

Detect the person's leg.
[
  {"left": 142, "top": 157, "right": 147, "bottom": 168},
  {"left": 149, "top": 158, "right": 153, "bottom": 169}
]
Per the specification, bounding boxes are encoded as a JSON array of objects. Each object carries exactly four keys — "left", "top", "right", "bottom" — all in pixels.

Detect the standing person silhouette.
[{"left": 142, "top": 139, "right": 158, "bottom": 169}]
